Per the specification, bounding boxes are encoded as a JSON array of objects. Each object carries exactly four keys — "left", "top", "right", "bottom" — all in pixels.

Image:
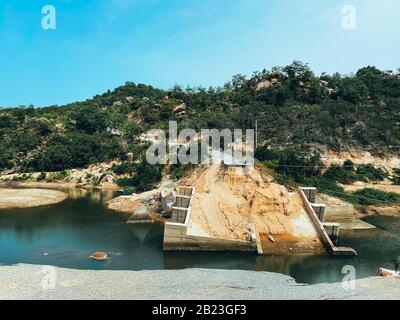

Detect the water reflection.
[{"left": 0, "top": 188, "right": 399, "bottom": 284}]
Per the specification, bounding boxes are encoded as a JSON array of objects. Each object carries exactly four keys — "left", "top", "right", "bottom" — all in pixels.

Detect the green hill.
[{"left": 1, "top": 61, "right": 400, "bottom": 173}]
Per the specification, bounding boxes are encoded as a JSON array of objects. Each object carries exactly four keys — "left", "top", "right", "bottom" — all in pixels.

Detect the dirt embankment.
[
  {"left": 321, "top": 150, "right": 400, "bottom": 218},
  {"left": 182, "top": 162, "right": 324, "bottom": 253},
  {"left": 0, "top": 188, "right": 68, "bottom": 209},
  {"left": 343, "top": 183, "right": 400, "bottom": 194},
  {"left": 322, "top": 150, "right": 400, "bottom": 173},
  {"left": 343, "top": 183, "right": 400, "bottom": 217}
]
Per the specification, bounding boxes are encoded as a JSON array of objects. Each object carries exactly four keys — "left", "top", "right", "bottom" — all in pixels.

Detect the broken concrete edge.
[
  {"left": 299, "top": 187, "right": 357, "bottom": 257},
  {"left": 163, "top": 231, "right": 257, "bottom": 252},
  {"left": 126, "top": 203, "right": 154, "bottom": 224}
]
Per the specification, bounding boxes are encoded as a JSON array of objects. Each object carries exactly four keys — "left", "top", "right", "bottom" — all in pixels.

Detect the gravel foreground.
[{"left": 0, "top": 264, "right": 399, "bottom": 300}]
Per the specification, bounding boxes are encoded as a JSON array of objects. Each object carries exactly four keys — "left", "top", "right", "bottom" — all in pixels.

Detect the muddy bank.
[
  {"left": 0, "top": 264, "right": 399, "bottom": 300},
  {"left": 322, "top": 150, "right": 400, "bottom": 173},
  {"left": 0, "top": 188, "right": 68, "bottom": 209}
]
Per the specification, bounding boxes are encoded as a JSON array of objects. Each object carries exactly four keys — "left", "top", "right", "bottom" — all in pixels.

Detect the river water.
[{"left": 0, "top": 189, "right": 398, "bottom": 284}]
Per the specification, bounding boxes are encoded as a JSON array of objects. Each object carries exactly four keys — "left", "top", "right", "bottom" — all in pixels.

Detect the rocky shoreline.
[{"left": 0, "top": 264, "right": 398, "bottom": 300}]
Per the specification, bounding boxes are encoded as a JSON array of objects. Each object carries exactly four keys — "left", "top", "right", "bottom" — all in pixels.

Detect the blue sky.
[{"left": 0, "top": 0, "right": 399, "bottom": 107}]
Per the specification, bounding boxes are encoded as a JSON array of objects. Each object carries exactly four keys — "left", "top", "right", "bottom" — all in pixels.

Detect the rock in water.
[
  {"left": 376, "top": 268, "right": 399, "bottom": 277},
  {"left": 90, "top": 252, "right": 109, "bottom": 261}
]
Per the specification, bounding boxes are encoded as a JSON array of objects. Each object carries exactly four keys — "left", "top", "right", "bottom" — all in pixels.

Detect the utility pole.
[{"left": 255, "top": 120, "right": 258, "bottom": 149}]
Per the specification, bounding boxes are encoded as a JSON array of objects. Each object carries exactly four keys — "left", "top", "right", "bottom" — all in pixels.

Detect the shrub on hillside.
[
  {"left": 117, "top": 161, "right": 162, "bottom": 193},
  {"left": 352, "top": 188, "right": 400, "bottom": 206}
]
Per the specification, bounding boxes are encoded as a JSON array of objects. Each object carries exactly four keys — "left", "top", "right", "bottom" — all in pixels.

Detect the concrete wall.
[
  {"left": 179, "top": 187, "right": 194, "bottom": 197},
  {"left": 163, "top": 222, "right": 256, "bottom": 251},
  {"left": 171, "top": 208, "right": 188, "bottom": 224},
  {"left": 312, "top": 204, "right": 326, "bottom": 222},
  {"left": 175, "top": 195, "right": 191, "bottom": 209},
  {"left": 164, "top": 186, "right": 257, "bottom": 252},
  {"left": 299, "top": 187, "right": 356, "bottom": 256},
  {"left": 324, "top": 204, "right": 355, "bottom": 221}
]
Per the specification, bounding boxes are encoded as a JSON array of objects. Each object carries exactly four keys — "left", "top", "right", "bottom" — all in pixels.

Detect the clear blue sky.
[{"left": 0, "top": 0, "right": 399, "bottom": 107}]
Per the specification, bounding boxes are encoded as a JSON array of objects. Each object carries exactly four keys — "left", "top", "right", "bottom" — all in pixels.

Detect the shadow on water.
[{"left": 0, "top": 188, "right": 399, "bottom": 284}]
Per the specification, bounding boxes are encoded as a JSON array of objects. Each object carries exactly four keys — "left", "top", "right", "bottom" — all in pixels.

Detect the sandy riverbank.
[
  {"left": 0, "top": 264, "right": 398, "bottom": 300},
  {"left": 0, "top": 189, "right": 68, "bottom": 209},
  {"left": 0, "top": 181, "right": 120, "bottom": 191}
]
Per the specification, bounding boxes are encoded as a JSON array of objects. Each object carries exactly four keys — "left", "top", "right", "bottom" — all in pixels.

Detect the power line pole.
[{"left": 255, "top": 120, "right": 258, "bottom": 149}]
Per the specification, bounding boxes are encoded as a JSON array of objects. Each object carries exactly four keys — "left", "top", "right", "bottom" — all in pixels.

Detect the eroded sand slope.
[{"left": 183, "top": 162, "right": 324, "bottom": 253}]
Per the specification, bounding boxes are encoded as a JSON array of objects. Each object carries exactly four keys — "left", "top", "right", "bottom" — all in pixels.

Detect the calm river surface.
[{"left": 0, "top": 188, "right": 399, "bottom": 284}]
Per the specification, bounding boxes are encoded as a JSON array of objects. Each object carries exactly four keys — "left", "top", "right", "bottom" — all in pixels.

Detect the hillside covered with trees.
[{"left": 1, "top": 62, "right": 399, "bottom": 177}]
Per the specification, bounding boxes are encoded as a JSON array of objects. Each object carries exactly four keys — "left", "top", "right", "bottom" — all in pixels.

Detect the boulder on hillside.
[
  {"left": 126, "top": 96, "right": 134, "bottom": 103},
  {"left": 256, "top": 81, "right": 272, "bottom": 91},
  {"left": 271, "top": 78, "right": 279, "bottom": 85},
  {"left": 100, "top": 174, "right": 115, "bottom": 184},
  {"left": 112, "top": 101, "right": 123, "bottom": 107},
  {"left": 320, "top": 80, "right": 329, "bottom": 87},
  {"left": 172, "top": 103, "right": 187, "bottom": 114}
]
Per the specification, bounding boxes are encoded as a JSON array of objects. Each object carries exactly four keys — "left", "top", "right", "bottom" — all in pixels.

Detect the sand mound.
[
  {"left": 0, "top": 188, "right": 68, "bottom": 209},
  {"left": 184, "top": 162, "right": 322, "bottom": 252}
]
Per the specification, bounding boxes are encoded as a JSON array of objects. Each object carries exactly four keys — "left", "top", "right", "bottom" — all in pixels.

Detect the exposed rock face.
[
  {"left": 107, "top": 189, "right": 161, "bottom": 213},
  {"left": 320, "top": 80, "right": 329, "bottom": 87},
  {"left": 256, "top": 81, "right": 272, "bottom": 91},
  {"left": 100, "top": 174, "right": 115, "bottom": 184},
  {"left": 126, "top": 96, "right": 134, "bottom": 103},
  {"left": 322, "top": 150, "right": 400, "bottom": 173},
  {"left": 112, "top": 101, "right": 123, "bottom": 107},
  {"left": 172, "top": 103, "right": 187, "bottom": 114},
  {"left": 271, "top": 78, "right": 279, "bottom": 85},
  {"left": 126, "top": 153, "right": 134, "bottom": 161},
  {"left": 108, "top": 196, "right": 142, "bottom": 213}
]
